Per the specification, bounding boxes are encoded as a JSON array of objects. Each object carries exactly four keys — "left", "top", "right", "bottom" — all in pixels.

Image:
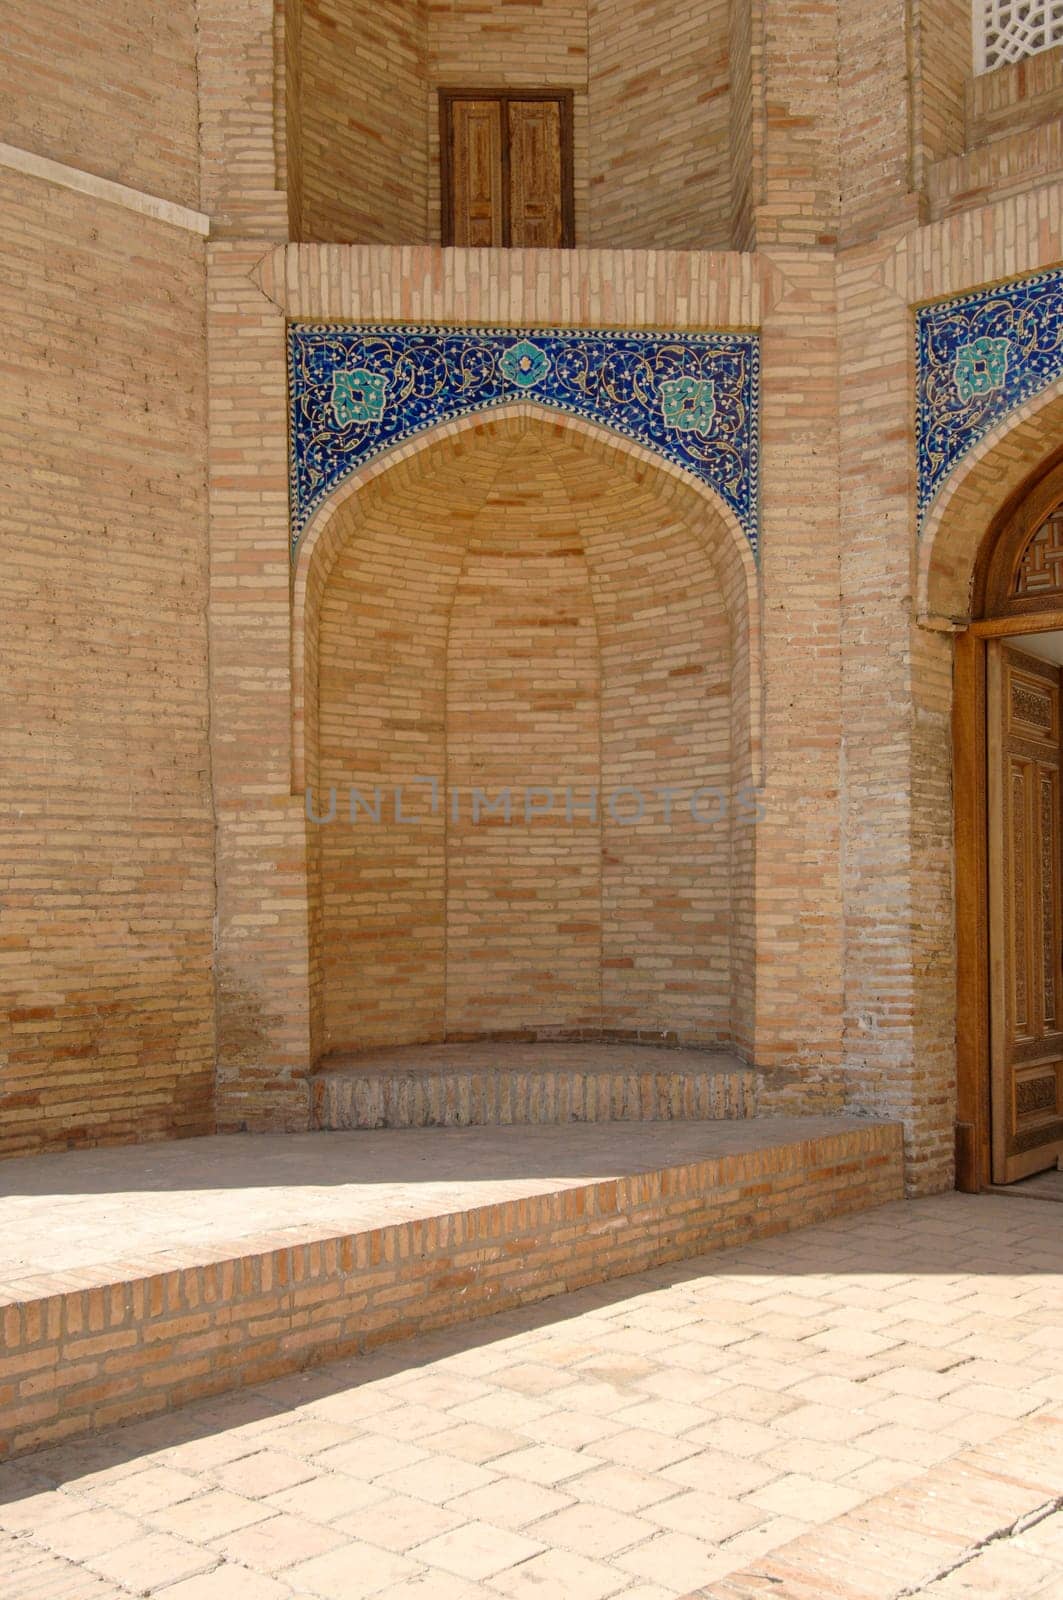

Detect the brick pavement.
[
  {"left": 1, "top": 1191, "right": 1061, "bottom": 1599},
  {"left": 697, "top": 1411, "right": 1063, "bottom": 1598}
]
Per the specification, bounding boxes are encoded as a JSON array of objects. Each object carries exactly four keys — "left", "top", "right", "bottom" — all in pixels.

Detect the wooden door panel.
[
  {"left": 448, "top": 99, "right": 504, "bottom": 247},
  {"left": 988, "top": 643, "right": 1063, "bottom": 1183},
  {"left": 508, "top": 99, "right": 564, "bottom": 247}
]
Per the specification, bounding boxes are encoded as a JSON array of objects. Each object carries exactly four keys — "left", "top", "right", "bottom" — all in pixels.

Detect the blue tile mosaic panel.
[
  {"left": 917, "top": 265, "right": 1063, "bottom": 529},
  {"left": 288, "top": 323, "right": 761, "bottom": 554}
]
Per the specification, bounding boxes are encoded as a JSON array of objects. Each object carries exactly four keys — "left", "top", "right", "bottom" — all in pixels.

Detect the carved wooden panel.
[
  {"left": 1016, "top": 1073, "right": 1059, "bottom": 1116},
  {"left": 1010, "top": 759, "right": 1031, "bottom": 1038},
  {"left": 507, "top": 100, "right": 563, "bottom": 247},
  {"left": 447, "top": 100, "right": 504, "bottom": 248},
  {"left": 1011, "top": 680, "right": 1054, "bottom": 735},
  {"left": 1013, "top": 508, "right": 1063, "bottom": 599},
  {"left": 1043, "top": 769, "right": 1059, "bottom": 1030}
]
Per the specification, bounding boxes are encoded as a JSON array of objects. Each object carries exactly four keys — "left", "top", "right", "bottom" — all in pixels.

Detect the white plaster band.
[{"left": 0, "top": 142, "right": 210, "bottom": 235}]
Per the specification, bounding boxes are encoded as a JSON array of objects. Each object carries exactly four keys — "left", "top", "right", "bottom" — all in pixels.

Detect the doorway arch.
[
  {"left": 293, "top": 406, "right": 759, "bottom": 1068},
  {"left": 935, "top": 402, "right": 1063, "bottom": 1188}
]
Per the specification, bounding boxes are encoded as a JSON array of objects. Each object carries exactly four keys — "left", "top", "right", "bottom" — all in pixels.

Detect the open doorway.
[{"left": 955, "top": 464, "right": 1063, "bottom": 1188}]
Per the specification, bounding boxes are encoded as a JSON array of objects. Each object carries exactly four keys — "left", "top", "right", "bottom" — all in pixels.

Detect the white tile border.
[{"left": 0, "top": 141, "right": 210, "bottom": 235}]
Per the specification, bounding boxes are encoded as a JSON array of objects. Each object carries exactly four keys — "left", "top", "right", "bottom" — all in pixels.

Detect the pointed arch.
[
  {"left": 292, "top": 402, "right": 761, "bottom": 794},
  {"left": 913, "top": 380, "right": 1063, "bottom": 1191},
  {"left": 917, "top": 378, "right": 1063, "bottom": 628},
  {"left": 295, "top": 403, "right": 760, "bottom": 1063}
]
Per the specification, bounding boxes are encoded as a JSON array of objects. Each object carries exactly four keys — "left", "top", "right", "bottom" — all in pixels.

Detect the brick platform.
[
  {"left": 312, "top": 1042, "right": 758, "bottom": 1130},
  {"left": 0, "top": 1116, "right": 901, "bottom": 1464}
]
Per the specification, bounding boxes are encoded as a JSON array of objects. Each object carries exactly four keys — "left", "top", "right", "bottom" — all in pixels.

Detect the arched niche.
[{"left": 293, "top": 407, "right": 760, "bottom": 1067}]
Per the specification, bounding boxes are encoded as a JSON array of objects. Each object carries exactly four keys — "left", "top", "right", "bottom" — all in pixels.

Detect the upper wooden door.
[
  {"left": 441, "top": 91, "right": 574, "bottom": 248},
  {"left": 987, "top": 641, "right": 1063, "bottom": 1182}
]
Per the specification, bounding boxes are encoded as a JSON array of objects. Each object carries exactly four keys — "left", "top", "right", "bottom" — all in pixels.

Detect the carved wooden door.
[
  {"left": 442, "top": 92, "right": 573, "bottom": 248},
  {"left": 506, "top": 99, "right": 564, "bottom": 247},
  {"left": 446, "top": 99, "right": 504, "bottom": 247},
  {"left": 987, "top": 642, "right": 1063, "bottom": 1182}
]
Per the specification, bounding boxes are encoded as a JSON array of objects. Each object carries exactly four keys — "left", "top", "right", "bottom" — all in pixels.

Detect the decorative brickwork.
[{"left": 1015, "top": 507, "right": 1063, "bottom": 595}]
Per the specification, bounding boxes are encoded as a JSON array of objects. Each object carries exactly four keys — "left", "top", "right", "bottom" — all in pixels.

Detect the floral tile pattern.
[
  {"left": 916, "top": 264, "right": 1063, "bottom": 530},
  {"left": 288, "top": 323, "right": 761, "bottom": 555}
]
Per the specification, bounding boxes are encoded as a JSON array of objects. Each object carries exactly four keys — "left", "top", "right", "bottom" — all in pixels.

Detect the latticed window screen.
[
  {"left": 974, "top": 0, "right": 1063, "bottom": 74},
  {"left": 1014, "top": 509, "right": 1063, "bottom": 598}
]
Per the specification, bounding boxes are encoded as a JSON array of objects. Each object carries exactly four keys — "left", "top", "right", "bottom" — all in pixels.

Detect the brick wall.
[
  {"left": 752, "top": 252, "right": 845, "bottom": 1111},
  {"left": 197, "top": 0, "right": 291, "bottom": 238},
  {"left": 311, "top": 414, "right": 745, "bottom": 1053},
  {"left": 0, "top": 0, "right": 200, "bottom": 207},
  {"left": 925, "top": 42, "right": 1063, "bottom": 219},
  {"left": 728, "top": 0, "right": 757, "bottom": 250},
  {"left": 967, "top": 45, "right": 1063, "bottom": 144},
  {"left": 277, "top": 0, "right": 305, "bottom": 237},
  {"left": 301, "top": 0, "right": 429, "bottom": 243},
  {"left": 0, "top": 172, "right": 212, "bottom": 1157},
  {"left": 754, "top": 0, "right": 840, "bottom": 247},
  {"left": 915, "top": 0, "right": 970, "bottom": 169},
  {"left": 208, "top": 243, "right": 311, "bottom": 1134},
  {"left": 587, "top": 0, "right": 731, "bottom": 249},
  {"left": 837, "top": 0, "right": 907, "bottom": 245},
  {"left": 5, "top": 0, "right": 1063, "bottom": 1186}
]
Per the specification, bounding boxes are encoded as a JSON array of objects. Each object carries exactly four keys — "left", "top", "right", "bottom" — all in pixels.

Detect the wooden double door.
[
  {"left": 987, "top": 642, "right": 1063, "bottom": 1182},
  {"left": 441, "top": 90, "right": 574, "bottom": 248}
]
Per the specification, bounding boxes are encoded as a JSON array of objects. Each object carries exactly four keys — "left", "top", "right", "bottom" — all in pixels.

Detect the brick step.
[{"left": 311, "top": 1041, "right": 758, "bottom": 1130}]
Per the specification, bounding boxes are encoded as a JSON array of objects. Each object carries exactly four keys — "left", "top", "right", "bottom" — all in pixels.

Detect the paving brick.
[
  {"left": 150, "top": 1489, "right": 272, "bottom": 1541},
  {"left": 445, "top": 1478, "right": 574, "bottom": 1530},
  {"left": 265, "top": 1476, "right": 388, "bottom": 1528},
  {"left": 409, "top": 1520, "right": 546, "bottom": 1581},
  {"left": 158, "top": 1568, "right": 291, "bottom": 1600},
  {"left": 86, "top": 1532, "right": 216, "bottom": 1592},
  {"left": 531, "top": 1501, "right": 658, "bottom": 1559},
  {"left": 211, "top": 1511, "right": 345, "bottom": 1571},
  {"left": 615, "top": 1529, "right": 727, "bottom": 1590},
  {"left": 491, "top": 1546, "right": 631, "bottom": 1599},
  {"left": 38, "top": 1508, "right": 143, "bottom": 1562},
  {"left": 486, "top": 1443, "right": 600, "bottom": 1487},
  {"left": 214, "top": 1451, "right": 317, "bottom": 1499},
  {"left": 379, "top": 1456, "right": 499, "bottom": 1506},
  {"left": 574, "top": 1464, "right": 687, "bottom": 1514}
]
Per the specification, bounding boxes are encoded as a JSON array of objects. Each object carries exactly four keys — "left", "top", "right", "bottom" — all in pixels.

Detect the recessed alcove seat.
[{"left": 311, "top": 1040, "right": 757, "bottom": 1130}]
